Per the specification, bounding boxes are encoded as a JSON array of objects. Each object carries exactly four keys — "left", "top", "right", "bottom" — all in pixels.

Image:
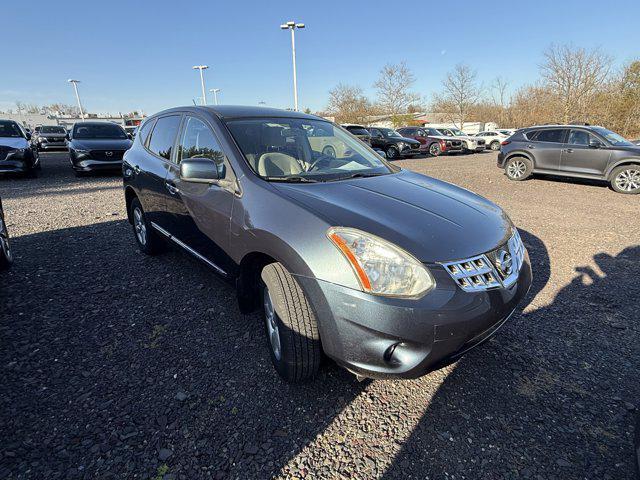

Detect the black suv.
[
  {"left": 367, "top": 127, "right": 421, "bottom": 159},
  {"left": 68, "top": 122, "right": 133, "bottom": 176},
  {"left": 341, "top": 124, "right": 371, "bottom": 145},
  {"left": 498, "top": 125, "right": 640, "bottom": 194}
]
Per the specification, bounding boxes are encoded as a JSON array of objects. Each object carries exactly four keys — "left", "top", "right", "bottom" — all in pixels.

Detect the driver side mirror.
[
  {"left": 127, "top": 133, "right": 133, "bottom": 140},
  {"left": 25, "top": 133, "right": 31, "bottom": 140},
  {"left": 589, "top": 139, "right": 603, "bottom": 149},
  {"left": 180, "top": 158, "right": 220, "bottom": 183}
]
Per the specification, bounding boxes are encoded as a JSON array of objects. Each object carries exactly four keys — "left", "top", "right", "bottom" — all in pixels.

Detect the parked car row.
[{"left": 0, "top": 120, "right": 41, "bottom": 177}]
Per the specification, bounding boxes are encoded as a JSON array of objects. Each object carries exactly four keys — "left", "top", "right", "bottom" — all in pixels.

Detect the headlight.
[
  {"left": 397, "top": 142, "right": 406, "bottom": 149},
  {"left": 7, "top": 148, "right": 25, "bottom": 158},
  {"left": 327, "top": 227, "right": 435, "bottom": 298},
  {"left": 73, "top": 149, "right": 90, "bottom": 158}
]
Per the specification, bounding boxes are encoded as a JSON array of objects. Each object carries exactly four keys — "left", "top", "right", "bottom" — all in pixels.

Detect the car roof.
[
  {"left": 149, "top": 105, "right": 322, "bottom": 122},
  {"left": 524, "top": 124, "right": 604, "bottom": 130}
]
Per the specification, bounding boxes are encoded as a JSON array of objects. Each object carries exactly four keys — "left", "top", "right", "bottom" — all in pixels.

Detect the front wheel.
[
  {"left": 505, "top": 157, "right": 532, "bottom": 181},
  {"left": 429, "top": 142, "right": 442, "bottom": 157},
  {"left": 261, "top": 262, "right": 321, "bottom": 383},
  {"left": 386, "top": 146, "right": 399, "bottom": 160},
  {"left": 0, "top": 214, "right": 13, "bottom": 270},
  {"left": 610, "top": 165, "right": 640, "bottom": 194}
]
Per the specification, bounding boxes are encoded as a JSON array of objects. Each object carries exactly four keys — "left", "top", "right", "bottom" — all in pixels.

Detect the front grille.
[
  {"left": 451, "top": 140, "right": 462, "bottom": 147},
  {"left": 477, "top": 139, "right": 486, "bottom": 146},
  {"left": 441, "top": 229, "right": 526, "bottom": 292},
  {"left": 90, "top": 150, "right": 124, "bottom": 161}
]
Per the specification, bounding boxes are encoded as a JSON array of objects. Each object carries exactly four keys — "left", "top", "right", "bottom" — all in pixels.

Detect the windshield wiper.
[
  {"left": 264, "top": 176, "right": 319, "bottom": 183},
  {"left": 326, "top": 172, "right": 386, "bottom": 182}
]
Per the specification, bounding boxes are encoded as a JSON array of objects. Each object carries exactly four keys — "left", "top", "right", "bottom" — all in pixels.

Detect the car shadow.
[
  {"left": 0, "top": 219, "right": 369, "bottom": 479},
  {"left": 381, "top": 237, "right": 640, "bottom": 479}
]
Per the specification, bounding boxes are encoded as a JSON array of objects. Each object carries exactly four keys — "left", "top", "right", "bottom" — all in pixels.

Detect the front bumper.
[
  {"left": 39, "top": 142, "right": 67, "bottom": 150},
  {"left": 71, "top": 158, "right": 123, "bottom": 172},
  {"left": 296, "top": 252, "right": 532, "bottom": 379},
  {"left": 0, "top": 151, "right": 37, "bottom": 173}
]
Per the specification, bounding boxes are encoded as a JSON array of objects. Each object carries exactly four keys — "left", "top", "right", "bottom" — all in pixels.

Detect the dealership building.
[{"left": 2, "top": 112, "right": 146, "bottom": 131}]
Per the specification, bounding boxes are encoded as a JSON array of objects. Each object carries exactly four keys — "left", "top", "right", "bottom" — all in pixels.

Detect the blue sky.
[{"left": 3, "top": 0, "right": 640, "bottom": 115}]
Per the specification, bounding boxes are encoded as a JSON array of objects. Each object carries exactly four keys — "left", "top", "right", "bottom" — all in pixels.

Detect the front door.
[
  {"left": 560, "top": 129, "right": 612, "bottom": 176},
  {"left": 163, "top": 115, "right": 237, "bottom": 277},
  {"left": 369, "top": 128, "right": 385, "bottom": 149},
  {"left": 530, "top": 128, "right": 567, "bottom": 171}
]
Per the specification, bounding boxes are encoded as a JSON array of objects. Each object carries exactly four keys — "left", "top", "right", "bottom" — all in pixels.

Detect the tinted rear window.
[
  {"left": 348, "top": 127, "right": 369, "bottom": 136},
  {"left": 148, "top": 115, "right": 181, "bottom": 160},
  {"left": 533, "top": 129, "right": 566, "bottom": 143}
]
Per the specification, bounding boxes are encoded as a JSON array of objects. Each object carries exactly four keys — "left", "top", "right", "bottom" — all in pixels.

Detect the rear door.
[
  {"left": 528, "top": 128, "right": 567, "bottom": 171},
  {"left": 163, "top": 114, "right": 237, "bottom": 276},
  {"left": 138, "top": 114, "right": 182, "bottom": 229},
  {"left": 369, "top": 128, "right": 385, "bottom": 149},
  {"left": 560, "top": 129, "right": 611, "bottom": 177}
]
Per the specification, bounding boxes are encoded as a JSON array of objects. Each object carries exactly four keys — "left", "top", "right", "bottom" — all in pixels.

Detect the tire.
[
  {"left": 0, "top": 213, "right": 13, "bottom": 271},
  {"left": 505, "top": 157, "right": 533, "bottom": 181},
  {"left": 490, "top": 141, "right": 501, "bottom": 151},
  {"left": 386, "top": 146, "right": 399, "bottom": 160},
  {"left": 260, "top": 262, "right": 321, "bottom": 383},
  {"left": 129, "top": 197, "right": 164, "bottom": 255},
  {"left": 322, "top": 146, "right": 336, "bottom": 158},
  {"left": 429, "top": 142, "right": 442, "bottom": 157},
  {"left": 610, "top": 164, "right": 640, "bottom": 194}
]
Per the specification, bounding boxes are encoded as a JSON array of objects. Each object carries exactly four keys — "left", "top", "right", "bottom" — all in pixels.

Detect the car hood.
[
  {"left": 70, "top": 139, "right": 133, "bottom": 150},
  {"left": 273, "top": 170, "right": 512, "bottom": 262},
  {"left": 0, "top": 137, "right": 28, "bottom": 149},
  {"left": 431, "top": 135, "right": 462, "bottom": 141},
  {"left": 612, "top": 145, "right": 640, "bottom": 154}
]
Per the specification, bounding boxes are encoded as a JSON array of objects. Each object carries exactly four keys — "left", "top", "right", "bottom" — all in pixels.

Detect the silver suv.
[{"left": 497, "top": 125, "right": 640, "bottom": 194}]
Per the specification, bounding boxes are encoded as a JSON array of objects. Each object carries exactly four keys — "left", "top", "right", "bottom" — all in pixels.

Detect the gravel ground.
[{"left": 0, "top": 151, "right": 638, "bottom": 480}]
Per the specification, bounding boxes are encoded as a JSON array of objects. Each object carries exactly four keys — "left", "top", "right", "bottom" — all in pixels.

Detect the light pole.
[
  {"left": 192, "top": 65, "right": 209, "bottom": 105},
  {"left": 280, "top": 21, "right": 305, "bottom": 111},
  {"left": 209, "top": 88, "right": 221, "bottom": 105},
  {"left": 67, "top": 79, "right": 85, "bottom": 120}
]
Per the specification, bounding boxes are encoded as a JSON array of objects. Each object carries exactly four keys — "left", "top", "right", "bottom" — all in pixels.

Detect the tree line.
[{"left": 323, "top": 44, "right": 640, "bottom": 138}]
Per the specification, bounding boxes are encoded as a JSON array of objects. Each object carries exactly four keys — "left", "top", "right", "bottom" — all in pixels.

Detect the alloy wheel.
[
  {"left": 263, "top": 287, "right": 282, "bottom": 361},
  {"left": 133, "top": 207, "right": 147, "bottom": 246},
  {"left": 507, "top": 160, "right": 527, "bottom": 179},
  {"left": 429, "top": 143, "right": 440, "bottom": 156},
  {"left": 615, "top": 168, "right": 640, "bottom": 192},
  {"left": 0, "top": 218, "right": 12, "bottom": 263},
  {"left": 491, "top": 141, "right": 501, "bottom": 151}
]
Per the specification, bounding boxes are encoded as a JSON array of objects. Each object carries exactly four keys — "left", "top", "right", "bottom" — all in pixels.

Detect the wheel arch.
[
  {"left": 505, "top": 151, "right": 535, "bottom": 168},
  {"left": 605, "top": 159, "right": 640, "bottom": 179},
  {"left": 124, "top": 186, "right": 138, "bottom": 224}
]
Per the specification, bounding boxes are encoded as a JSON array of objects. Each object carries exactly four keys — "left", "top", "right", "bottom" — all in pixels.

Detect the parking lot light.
[
  {"left": 280, "top": 21, "right": 305, "bottom": 111},
  {"left": 192, "top": 66, "right": 209, "bottom": 106},
  {"left": 209, "top": 88, "right": 221, "bottom": 105},
  {"left": 67, "top": 79, "right": 85, "bottom": 120}
]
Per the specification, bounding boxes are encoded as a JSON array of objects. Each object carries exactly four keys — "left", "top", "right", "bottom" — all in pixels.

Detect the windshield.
[
  {"left": 592, "top": 127, "right": 632, "bottom": 146},
  {"left": 73, "top": 123, "right": 127, "bottom": 139},
  {"left": 0, "top": 121, "right": 24, "bottom": 138},
  {"left": 41, "top": 126, "right": 66, "bottom": 134},
  {"left": 379, "top": 128, "right": 403, "bottom": 138},
  {"left": 226, "top": 118, "right": 395, "bottom": 182},
  {"left": 449, "top": 128, "right": 466, "bottom": 136}
]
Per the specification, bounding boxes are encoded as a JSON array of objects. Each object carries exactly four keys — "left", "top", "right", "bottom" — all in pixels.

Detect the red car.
[{"left": 397, "top": 127, "right": 464, "bottom": 156}]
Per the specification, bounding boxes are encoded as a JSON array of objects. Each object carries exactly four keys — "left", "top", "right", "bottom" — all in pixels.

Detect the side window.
[
  {"left": 525, "top": 130, "right": 539, "bottom": 141},
  {"left": 370, "top": 128, "right": 382, "bottom": 137},
  {"left": 568, "top": 130, "right": 591, "bottom": 146},
  {"left": 178, "top": 116, "right": 227, "bottom": 177},
  {"left": 137, "top": 119, "right": 155, "bottom": 146},
  {"left": 535, "top": 129, "right": 565, "bottom": 143},
  {"left": 148, "top": 115, "right": 181, "bottom": 160}
]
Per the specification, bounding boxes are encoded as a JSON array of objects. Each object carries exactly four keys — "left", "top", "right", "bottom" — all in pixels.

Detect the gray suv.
[
  {"left": 123, "top": 106, "right": 532, "bottom": 383},
  {"left": 498, "top": 125, "right": 640, "bottom": 194}
]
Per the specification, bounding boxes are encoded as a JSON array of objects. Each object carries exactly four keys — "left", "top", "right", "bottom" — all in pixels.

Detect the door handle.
[
  {"left": 165, "top": 182, "right": 180, "bottom": 195},
  {"left": 133, "top": 165, "right": 140, "bottom": 174},
  {"left": 564, "top": 148, "right": 574, "bottom": 153},
  {"left": 526, "top": 144, "right": 535, "bottom": 149}
]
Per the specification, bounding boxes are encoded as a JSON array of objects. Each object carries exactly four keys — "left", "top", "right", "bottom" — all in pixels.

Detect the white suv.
[{"left": 474, "top": 131, "right": 509, "bottom": 151}]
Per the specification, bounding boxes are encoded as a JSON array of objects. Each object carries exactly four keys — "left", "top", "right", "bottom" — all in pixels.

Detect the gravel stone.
[{"left": 0, "top": 152, "right": 637, "bottom": 479}]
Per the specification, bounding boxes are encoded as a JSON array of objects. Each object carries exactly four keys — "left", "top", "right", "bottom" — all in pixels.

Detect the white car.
[
  {"left": 432, "top": 127, "right": 486, "bottom": 153},
  {"left": 474, "top": 131, "right": 510, "bottom": 151}
]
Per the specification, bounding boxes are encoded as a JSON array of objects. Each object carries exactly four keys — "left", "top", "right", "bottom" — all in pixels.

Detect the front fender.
[{"left": 605, "top": 158, "right": 640, "bottom": 179}]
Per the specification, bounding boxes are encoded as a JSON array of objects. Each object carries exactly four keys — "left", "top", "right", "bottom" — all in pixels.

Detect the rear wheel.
[
  {"left": 490, "top": 141, "right": 501, "bottom": 151},
  {"left": 429, "top": 142, "right": 442, "bottom": 157},
  {"left": 261, "top": 262, "right": 321, "bottom": 383},
  {"left": 505, "top": 157, "right": 532, "bottom": 181},
  {"left": 0, "top": 213, "right": 13, "bottom": 270},
  {"left": 610, "top": 165, "right": 640, "bottom": 194},
  {"left": 130, "top": 197, "right": 164, "bottom": 254}
]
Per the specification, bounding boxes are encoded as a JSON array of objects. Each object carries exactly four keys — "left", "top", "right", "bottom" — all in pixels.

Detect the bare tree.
[
  {"left": 433, "top": 64, "right": 482, "bottom": 129},
  {"left": 373, "top": 62, "right": 420, "bottom": 115},
  {"left": 540, "top": 44, "right": 612, "bottom": 124},
  {"left": 489, "top": 77, "right": 512, "bottom": 127},
  {"left": 326, "top": 84, "right": 377, "bottom": 124}
]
